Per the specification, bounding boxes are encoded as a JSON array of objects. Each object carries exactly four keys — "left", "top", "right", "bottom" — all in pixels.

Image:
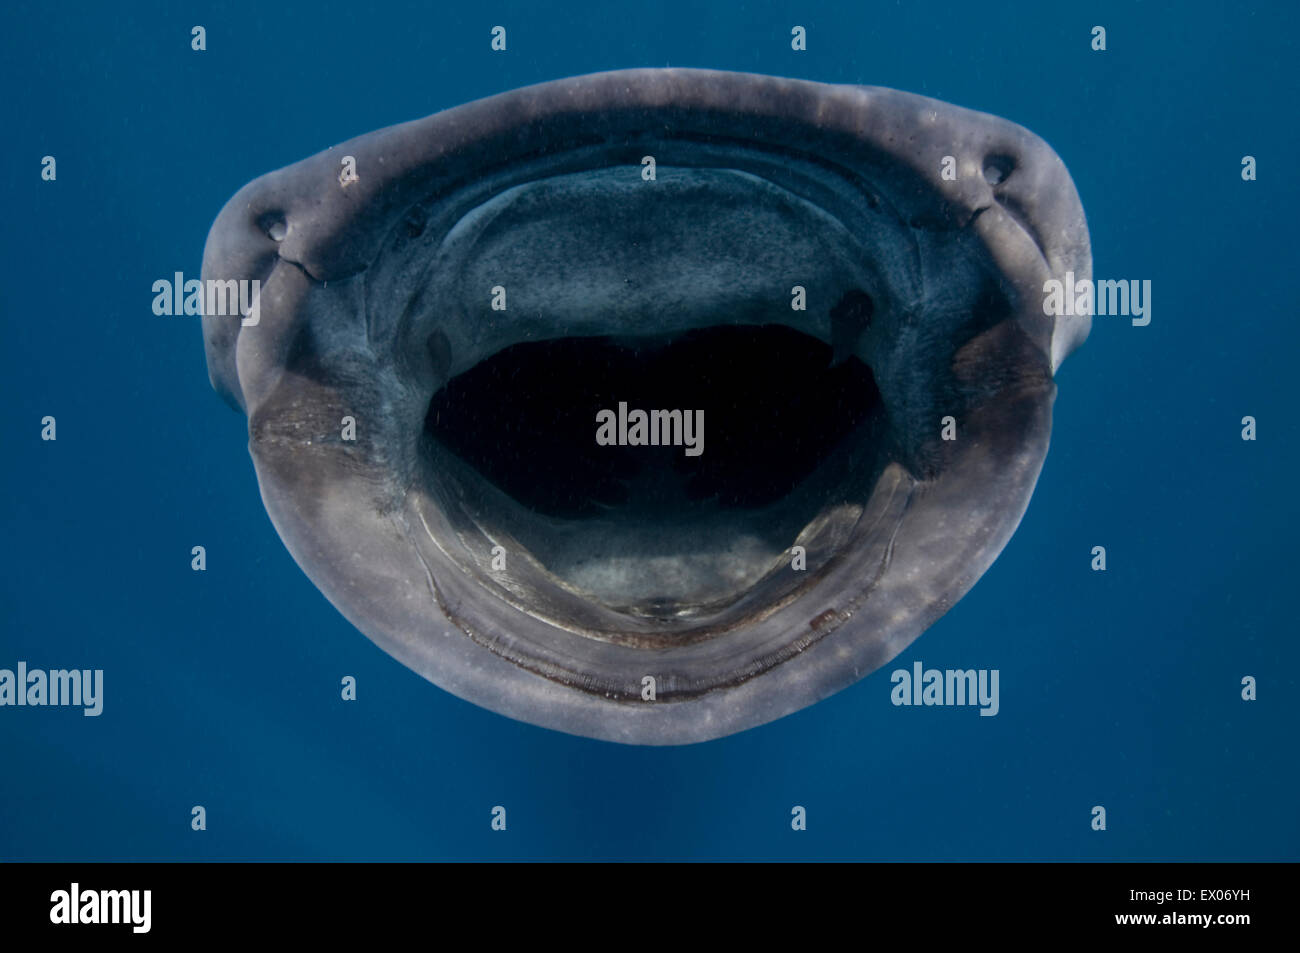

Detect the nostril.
[
  {"left": 982, "top": 154, "right": 1015, "bottom": 186},
  {"left": 257, "top": 211, "right": 288, "bottom": 242}
]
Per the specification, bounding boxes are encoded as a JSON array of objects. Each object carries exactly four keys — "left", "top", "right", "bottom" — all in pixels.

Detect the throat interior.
[{"left": 424, "top": 325, "right": 886, "bottom": 616}]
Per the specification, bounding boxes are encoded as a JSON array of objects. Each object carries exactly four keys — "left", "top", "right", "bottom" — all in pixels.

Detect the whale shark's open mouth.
[
  {"left": 425, "top": 324, "right": 885, "bottom": 620},
  {"left": 201, "top": 68, "right": 1090, "bottom": 744}
]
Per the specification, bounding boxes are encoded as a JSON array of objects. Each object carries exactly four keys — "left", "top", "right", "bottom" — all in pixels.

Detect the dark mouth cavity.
[
  {"left": 426, "top": 325, "right": 880, "bottom": 517},
  {"left": 421, "top": 323, "right": 890, "bottom": 619}
]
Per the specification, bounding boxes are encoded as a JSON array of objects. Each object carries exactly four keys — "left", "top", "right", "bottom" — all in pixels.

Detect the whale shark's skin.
[{"left": 201, "top": 69, "right": 1090, "bottom": 745}]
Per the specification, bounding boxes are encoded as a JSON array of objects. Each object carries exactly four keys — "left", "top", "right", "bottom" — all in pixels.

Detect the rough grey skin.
[{"left": 201, "top": 68, "right": 1090, "bottom": 745}]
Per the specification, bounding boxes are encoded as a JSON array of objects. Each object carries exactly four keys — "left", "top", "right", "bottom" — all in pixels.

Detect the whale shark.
[{"left": 200, "top": 68, "right": 1090, "bottom": 744}]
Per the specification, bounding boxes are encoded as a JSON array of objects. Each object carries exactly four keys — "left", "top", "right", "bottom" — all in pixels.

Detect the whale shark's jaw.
[{"left": 201, "top": 68, "right": 1090, "bottom": 744}]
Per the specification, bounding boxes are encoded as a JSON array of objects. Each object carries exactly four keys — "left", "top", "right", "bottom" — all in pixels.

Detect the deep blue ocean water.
[{"left": 2, "top": 0, "right": 1296, "bottom": 860}]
